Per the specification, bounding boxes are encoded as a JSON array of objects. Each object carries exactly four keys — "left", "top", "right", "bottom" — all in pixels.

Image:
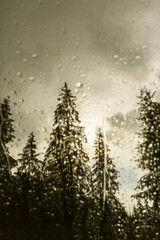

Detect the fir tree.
[
  {"left": 18, "top": 132, "right": 42, "bottom": 176},
  {"left": 91, "top": 128, "right": 127, "bottom": 240},
  {"left": 44, "top": 82, "right": 89, "bottom": 240},
  {"left": 0, "top": 98, "right": 15, "bottom": 176},
  {"left": 16, "top": 132, "right": 43, "bottom": 238},
  {"left": 131, "top": 200, "right": 154, "bottom": 240},
  {"left": 134, "top": 88, "right": 160, "bottom": 239},
  {"left": 92, "top": 128, "right": 119, "bottom": 203},
  {"left": 0, "top": 98, "right": 16, "bottom": 238}
]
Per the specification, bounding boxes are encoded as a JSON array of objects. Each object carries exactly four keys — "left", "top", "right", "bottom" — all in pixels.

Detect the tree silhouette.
[
  {"left": 134, "top": 88, "right": 160, "bottom": 239},
  {"left": 0, "top": 98, "right": 16, "bottom": 239},
  {"left": 0, "top": 98, "right": 15, "bottom": 176},
  {"left": 91, "top": 128, "right": 127, "bottom": 240},
  {"left": 131, "top": 200, "right": 154, "bottom": 240},
  {"left": 16, "top": 132, "right": 43, "bottom": 239},
  {"left": 2, "top": 85, "right": 157, "bottom": 239},
  {"left": 44, "top": 82, "right": 89, "bottom": 239},
  {"left": 18, "top": 132, "right": 42, "bottom": 176}
]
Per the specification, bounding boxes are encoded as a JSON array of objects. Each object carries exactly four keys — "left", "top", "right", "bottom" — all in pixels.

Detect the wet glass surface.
[{"left": 0, "top": 0, "right": 160, "bottom": 239}]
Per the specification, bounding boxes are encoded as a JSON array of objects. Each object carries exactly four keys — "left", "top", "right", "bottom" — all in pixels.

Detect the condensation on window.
[{"left": 0, "top": 0, "right": 160, "bottom": 239}]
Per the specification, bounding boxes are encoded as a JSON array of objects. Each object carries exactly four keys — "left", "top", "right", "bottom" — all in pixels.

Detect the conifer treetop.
[
  {"left": 135, "top": 88, "right": 160, "bottom": 215},
  {"left": 0, "top": 98, "right": 15, "bottom": 144},
  {"left": 54, "top": 82, "right": 80, "bottom": 126},
  {"left": 0, "top": 97, "right": 15, "bottom": 177},
  {"left": 18, "top": 132, "right": 41, "bottom": 176},
  {"left": 44, "top": 82, "right": 89, "bottom": 195},
  {"left": 92, "top": 128, "right": 119, "bottom": 201}
]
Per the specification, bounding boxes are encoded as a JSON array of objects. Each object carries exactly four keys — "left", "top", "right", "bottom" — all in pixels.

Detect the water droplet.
[
  {"left": 80, "top": 73, "right": 86, "bottom": 78},
  {"left": 72, "top": 56, "right": 77, "bottom": 60},
  {"left": 15, "top": 50, "right": 21, "bottom": 55},
  {"left": 22, "top": 58, "right": 28, "bottom": 63},
  {"left": 32, "top": 53, "right": 38, "bottom": 59},
  {"left": 75, "top": 89, "right": 79, "bottom": 93},
  {"left": 16, "top": 72, "right": 22, "bottom": 77},
  {"left": 57, "top": 64, "right": 62, "bottom": 69},
  {"left": 42, "top": 127, "right": 47, "bottom": 132},
  {"left": 20, "top": 98, "right": 24, "bottom": 103},
  {"left": 142, "top": 44, "right": 147, "bottom": 49},
  {"left": 114, "top": 55, "right": 119, "bottom": 59},
  {"left": 28, "top": 76, "right": 35, "bottom": 81},
  {"left": 40, "top": 72, "right": 46, "bottom": 76},
  {"left": 153, "top": 81, "right": 157, "bottom": 85},
  {"left": 82, "top": 93, "right": 86, "bottom": 98},
  {"left": 11, "top": 90, "right": 17, "bottom": 95},
  {"left": 76, "top": 82, "right": 83, "bottom": 88},
  {"left": 135, "top": 55, "right": 141, "bottom": 60}
]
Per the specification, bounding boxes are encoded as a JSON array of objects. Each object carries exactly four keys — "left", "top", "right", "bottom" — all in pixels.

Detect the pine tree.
[
  {"left": 134, "top": 88, "right": 160, "bottom": 239},
  {"left": 16, "top": 132, "right": 43, "bottom": 238},
  {"left": 92, "top": 128, "right": 119, "bottom": 202},
  {"left": 132, "top": 200, "right": 146, "bottom": 240},
  {"left": 91, "top": 128, "right": 127, "bottom": 240},
  {"left": 131, "top": 200, "right": 154, "bottom": 240},
  {"left": 44, "top": 82, "right": 89, "bottom": 239},
  {"left": 0, "top": 98, "right": 15, "bottom": 177},
  {"left": 0, "top": 98, "right": 16, "bottom": 238},
  {"left": 18, "top": 132, "right": 42, "bottom": 176}
]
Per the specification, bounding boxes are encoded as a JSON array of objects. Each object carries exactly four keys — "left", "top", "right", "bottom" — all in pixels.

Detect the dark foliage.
[
  {"left": 0, "top": 85, "right": 159, "bottom": 239},
  {"left": 133, "top": 88, "right": 160, "bottom": 240}
]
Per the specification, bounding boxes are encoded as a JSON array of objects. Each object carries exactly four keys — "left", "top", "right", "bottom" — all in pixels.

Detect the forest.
[{"left": 0, "top": 82, "right": 160, "bottom": 240}]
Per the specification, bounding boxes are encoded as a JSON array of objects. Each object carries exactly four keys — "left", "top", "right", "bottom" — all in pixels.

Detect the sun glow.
[{"left": 83, "top": 123, "right": 96, "bottom": 144}]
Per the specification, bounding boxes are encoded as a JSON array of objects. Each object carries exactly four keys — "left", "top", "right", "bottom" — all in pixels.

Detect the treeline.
[{"left": 0, "top": 83, "right": 159, "bottom": 240}]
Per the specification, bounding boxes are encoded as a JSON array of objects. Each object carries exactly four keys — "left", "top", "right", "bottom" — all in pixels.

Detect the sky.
[{"left": 0, "top": 0, "right": 160, "bottom": 210}]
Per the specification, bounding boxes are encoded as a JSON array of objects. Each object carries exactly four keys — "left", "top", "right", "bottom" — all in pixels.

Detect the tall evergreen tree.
[
  {"left": 16, "top": 132, "right": 43, "bottom": 239},
  {"left": 134, "top": 88, "right": 160, "bottom": 239},
  {"left": 131, "top": 200, "right": 154, "bottom": 240},
  {"left": 92, "top": 128, "right": 119, "bottom": 203},
  {"left": 0, "top": 98, "right": 16, "bottom": 239},
  {"left": 91, "top": 128, "right": 127, "bottom": 240},
  {"left": 44, "top": 82, "right": 89, "bottom": 240},
  {"left": 0, "top": 98, "right": 15, "bottom": 176},
  {"left": 18, "top": 132, "right": 42, "bottom": 176}
]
